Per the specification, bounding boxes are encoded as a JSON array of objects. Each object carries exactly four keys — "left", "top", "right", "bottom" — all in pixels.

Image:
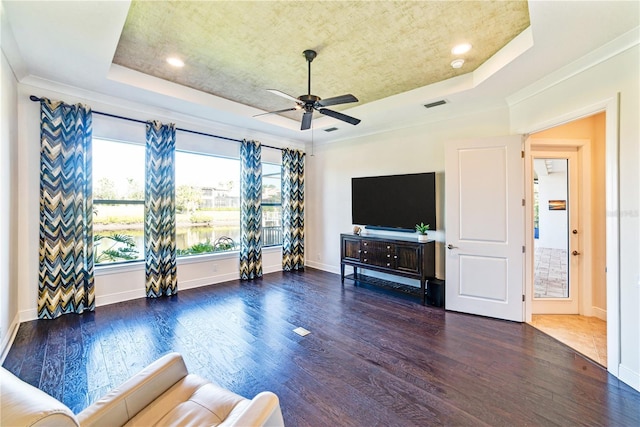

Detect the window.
[
  {"left": 262, "top": 162, "right": 282, "bottom": 247},
  {"left": 174, "top": 150, "right": 240, "bottom": 256},
  {"left": 93, "top": 137, "right": 282, "bottom": 265},
  {"left": 93, "top": 139, "right": 145, "bottom": 264}
]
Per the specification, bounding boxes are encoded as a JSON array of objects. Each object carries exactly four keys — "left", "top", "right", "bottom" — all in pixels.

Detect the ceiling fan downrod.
[{"left": 303, "top": 49, "right": 316, "bottom": 96}]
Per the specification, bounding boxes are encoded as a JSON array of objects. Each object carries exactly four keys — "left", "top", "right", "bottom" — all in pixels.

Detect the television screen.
[{"left": 351, "top": 172, "right": 436, "bottom": 231}]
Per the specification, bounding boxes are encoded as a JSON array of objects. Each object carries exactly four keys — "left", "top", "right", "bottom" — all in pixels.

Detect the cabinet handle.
[
  {"left": 358, "top": 250, "right": 361, "bottom": 253},
  {"left": 364, "top": 259, "right": 368, "bottom": 262},
  {"left": 363, "top": 251, "right": 367, "bottom": 254},
  {"left": 387, "top": 246, "right": 391, "bottom": 249},
  {"left": 386, "top": 263, "right": 390, "bottom": 267},
  {"left": 363, "top": 243, "right": 367, "bottom": 246},
  {"left": 394, "top": 255, "right": 398, "bottom": 259},
  {"left": 387, "top": 254, "right": 391, "bottom": 258}
]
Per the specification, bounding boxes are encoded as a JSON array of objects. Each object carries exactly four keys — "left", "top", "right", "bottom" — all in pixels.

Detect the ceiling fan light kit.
[{"left": 260, "top": 49, "right": 361, "bottom": 131}]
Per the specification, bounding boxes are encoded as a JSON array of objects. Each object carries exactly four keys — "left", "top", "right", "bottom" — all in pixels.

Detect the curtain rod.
[{"left": 29, "top": 95, "right": 285, "bottom": 151}]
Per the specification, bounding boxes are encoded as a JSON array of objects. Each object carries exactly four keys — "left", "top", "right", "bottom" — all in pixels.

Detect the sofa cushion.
[
  {"left": 0, "top": 367, "right": 79, "bottom": 427},
  {"left": 123, "top": 374, "right": 247, "bottom": 427}
]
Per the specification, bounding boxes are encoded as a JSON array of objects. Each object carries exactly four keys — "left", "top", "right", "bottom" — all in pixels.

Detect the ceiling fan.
[{"left": 256, "top": 49, "right": 361, "bottom": 131}]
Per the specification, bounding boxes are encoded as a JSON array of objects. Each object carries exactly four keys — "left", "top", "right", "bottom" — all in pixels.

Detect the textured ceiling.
[{"left": 113, "top": 1, "right": 530, "bottom": 122}]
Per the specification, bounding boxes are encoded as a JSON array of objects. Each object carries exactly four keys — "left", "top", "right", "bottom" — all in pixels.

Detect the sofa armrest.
[
  {"left": 222, "top": 391, "right": 285, "bottom": 427},
  {"left": 0, "top": 367, "right": 79, "bottom": 427},
  {"left": 77, "top": 353, "right": 188, "bottom": 427}
]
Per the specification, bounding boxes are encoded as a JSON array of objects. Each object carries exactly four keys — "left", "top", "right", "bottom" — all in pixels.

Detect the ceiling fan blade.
[
  {"left": 267, "top": 89, "right": 303, "bottom": 104},
  {"left": 318, "top": 108, "right": 361, "bottom": 126},
  {"left": 301, "top": 111, "right": 313, "bottom": 130},
  {"left": 253, "top": 107, "right": 298, "bottom": 117},
  {"left": 316, "top": 94, "right": 359, "bottom": 108}
]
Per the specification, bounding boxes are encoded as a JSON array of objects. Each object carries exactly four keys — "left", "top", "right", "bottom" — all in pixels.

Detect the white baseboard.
[
  {"left": 263, "top": 262, "right": 283, "bottom": 275},
  {"left": 0, "top": 313, "right": 21, "bottom": 364},
  {"left": 179, "top": 272, "right": 238, "bottom": 290},
  {"left": 592, "top": 306, "right": 607, "bottom": 321},
  {"left": 19, "top": 308, "right": 38, "bottom": 323},
  {"left": 618, "top": 363, "right": 640, "bottom": 392},
  {"left": 96, "top": 288, "right": 146, "bottom": 307},
  {"left": 305, "top": 260, "right": 339, "bottom": 274}
]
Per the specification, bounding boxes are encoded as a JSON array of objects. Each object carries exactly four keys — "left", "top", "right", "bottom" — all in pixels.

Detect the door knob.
[
  {"left": 572, "top": 229, "right": 578, "bottom": 234},
  {"left": 447, "top": 244, "right": 458, "bottom": 250},
  {"left": 572, "top": 250, "right": 580, "bottom": 256}
]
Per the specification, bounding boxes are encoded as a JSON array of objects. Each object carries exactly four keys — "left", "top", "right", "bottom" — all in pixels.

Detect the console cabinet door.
[
  {"left": 395, "top": 244, "right": 420, "bottom": 274},
  {"left": 342, "top": 238, "right": 361, "bottom": 262}
]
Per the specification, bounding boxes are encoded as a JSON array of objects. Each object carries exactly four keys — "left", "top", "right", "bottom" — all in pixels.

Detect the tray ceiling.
[{"left": 113, "top": 1, "right": 530, "bottom": 119}]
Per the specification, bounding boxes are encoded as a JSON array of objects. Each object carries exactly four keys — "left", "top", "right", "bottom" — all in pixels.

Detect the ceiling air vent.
[
  {"left": 324, "top": 127, "right": 339, "bottom": 132},
  {"left": 424, "top": 99, "right": 448, "bottom": 109}
]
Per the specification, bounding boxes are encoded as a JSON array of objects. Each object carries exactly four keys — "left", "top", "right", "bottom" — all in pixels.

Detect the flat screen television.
[{"left": 351, "top": 172, "right": 436, "bottom": 232}]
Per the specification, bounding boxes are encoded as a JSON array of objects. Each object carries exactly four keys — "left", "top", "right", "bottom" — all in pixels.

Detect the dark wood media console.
[{"left": 340, "top": 233, "right": 435, "bottom": 305}]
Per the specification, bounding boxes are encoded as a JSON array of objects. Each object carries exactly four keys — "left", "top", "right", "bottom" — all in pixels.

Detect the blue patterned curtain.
[
  {"left": 38, "top": 98, "right": 94, "bottom": 319},
  {"left": 240, "top": 139, "right": 262, "bottom": 280},
  {"left": 145, "top": 121, "right": 177, "bottom": 297},
  {"left": 282, "top": 149, "right": 305, "bottom": 271}
]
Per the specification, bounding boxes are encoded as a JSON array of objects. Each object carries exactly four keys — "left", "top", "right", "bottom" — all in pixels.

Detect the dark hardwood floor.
[{"left": 4, "top": 268, "right": 639, "bottom": 426}]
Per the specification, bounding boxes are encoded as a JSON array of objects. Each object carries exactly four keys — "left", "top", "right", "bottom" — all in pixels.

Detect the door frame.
[
  {"left": 525, "top": 144, "right": 590, "bottom": 315},
  {"left": 517, "top": 94, "right": 620, "bottom": 378}
]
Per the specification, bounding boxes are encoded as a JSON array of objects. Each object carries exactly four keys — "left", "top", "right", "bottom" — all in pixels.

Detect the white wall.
[
  {"left": 14, "top": 82, "right": 297, "bottom": 321},
  {"left": 537, "top": 171, "right": 568, "bottom": 249},
  {"left": 0, "top": 48, "right": 19, "bottom": 358},
  {"left": 305, "top": 106, "right": 511, "bottom": 280}
]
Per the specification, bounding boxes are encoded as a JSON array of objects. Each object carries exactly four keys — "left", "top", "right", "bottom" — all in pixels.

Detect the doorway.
[{"left": 525, "top": 112, "right": 607, "bottom": 367}]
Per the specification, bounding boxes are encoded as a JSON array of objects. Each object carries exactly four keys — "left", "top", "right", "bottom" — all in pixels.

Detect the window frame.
[
  {"left": 92, "top": 126, "right": 286, "bottom": 268},
  {"left": 92, "top": 138, "right": 146, "bottom": 266}
]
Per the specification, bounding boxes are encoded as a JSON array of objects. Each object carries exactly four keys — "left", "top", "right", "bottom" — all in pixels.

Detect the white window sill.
[
  {"left": 95, "top": 260, "right": 144, "bottom": 276},
  {"left": 95, "top": 246, "right": 282, "bottom": 275}
]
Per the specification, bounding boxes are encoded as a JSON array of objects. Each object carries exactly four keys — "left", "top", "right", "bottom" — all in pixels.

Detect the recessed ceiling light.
[
  {"left": 451, "top": 43, "right": 472, "bottom": 55},
  {"left": 166, "top": 57, "right": 184, "bottom": 67},
  {"left": 451, "top": 59, "right": 465, "bottom": 69}
]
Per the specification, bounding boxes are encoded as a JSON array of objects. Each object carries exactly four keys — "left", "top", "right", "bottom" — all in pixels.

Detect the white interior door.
[{"left": 445, "top": 135, "right": 524, "bottom": 322}]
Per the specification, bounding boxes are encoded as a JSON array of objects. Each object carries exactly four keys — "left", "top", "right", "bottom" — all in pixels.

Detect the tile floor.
[
  {"left": 534, "top": 246, "right": 568, "bottom": 298},
  {"left": 529, "top": 314, "right": 607, "bottom": 367},
  {"left": 532, "top": 245, "right": 606, "bottom": 367}
]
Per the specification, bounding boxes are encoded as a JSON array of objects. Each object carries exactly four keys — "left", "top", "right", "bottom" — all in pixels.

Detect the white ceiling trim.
[
  {"left": 19, "top": 75, "right": 305, "bottom": 151},
  {"left": 473, "top": 27, "right": 534, "bottom": 88},
  {"left": 507, "top": 26, "right": 640, "bottom": 107}
]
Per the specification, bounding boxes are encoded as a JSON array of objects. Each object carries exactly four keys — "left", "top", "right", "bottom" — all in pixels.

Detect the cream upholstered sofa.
[{"left": 1, "top": 352, "right": 284, "bottom": 427}]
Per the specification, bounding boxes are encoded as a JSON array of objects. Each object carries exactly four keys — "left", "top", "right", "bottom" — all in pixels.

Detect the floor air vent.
[
  {"left": 424, "top": 99, "right": 448, "bottom": 109},
  {"left": 324, "top": 127, "right": 339, "bottom": 132}
]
